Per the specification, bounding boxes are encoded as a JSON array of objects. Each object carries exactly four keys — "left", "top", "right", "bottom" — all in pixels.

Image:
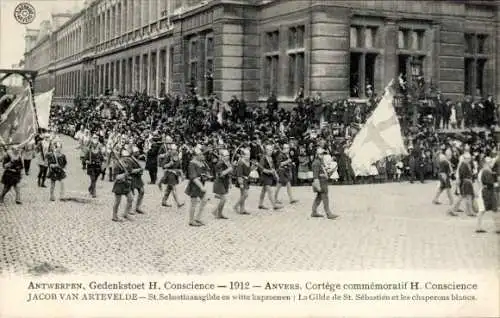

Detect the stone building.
[{"left": 23, "top": 0, "right": 500, "bottom": 106}]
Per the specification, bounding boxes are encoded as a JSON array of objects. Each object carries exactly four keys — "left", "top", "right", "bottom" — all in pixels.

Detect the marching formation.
[
  {"left": 0, "top": 129, "right": 340, "bottom": 227},
  {"left": 3, "top": 126, "right": 500, "bottom": 234}
]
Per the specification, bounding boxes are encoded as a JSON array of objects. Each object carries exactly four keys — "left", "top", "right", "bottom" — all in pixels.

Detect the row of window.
[
  {"left": 350, "top": 26, "right": 487, "bottom": 53},
  {"left": 259, "top": 25, "right": 490, "bottom": 98},
  {"left": 93, "top": 48, "right": 174, "bottom": 96}
]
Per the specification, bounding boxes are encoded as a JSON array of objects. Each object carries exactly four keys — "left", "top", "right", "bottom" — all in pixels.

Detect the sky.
[{"left": 0, "top": 0, "right": 84, "bottom": 69}]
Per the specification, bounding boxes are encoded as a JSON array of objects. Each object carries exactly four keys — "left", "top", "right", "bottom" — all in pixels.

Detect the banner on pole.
[
  {"left": 34, "top": 89, "right": 54, "bottom": 129},
  {"left": 0, "top": 86, "right": 37, "bottom": 146}
]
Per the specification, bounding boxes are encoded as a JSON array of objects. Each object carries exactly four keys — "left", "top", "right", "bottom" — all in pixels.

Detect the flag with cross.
[{"left": 347, "top": 80, "right": 408, "bottom": 176}]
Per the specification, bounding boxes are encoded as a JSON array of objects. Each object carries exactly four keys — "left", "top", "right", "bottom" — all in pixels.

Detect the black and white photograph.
[{"left": 0, "top": 0, "right": 498, "bottom": 317}]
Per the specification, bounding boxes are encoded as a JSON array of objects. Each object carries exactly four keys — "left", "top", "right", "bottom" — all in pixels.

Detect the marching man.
[
  {"left": 233, "top": 148, "right": 252, "bottom": 215},
  {"left": 0, "top": 146, "right": 24, "bottom": 204},
  {"left": 159, "top": 144, "right": 184, "bottom": 208},
  {"left": 258, "top": 144, "right": 282, "bottom": 210},
  {"left": 185, "top": 145, "right": 210, "bottom": 226},
  {"left": 275, "top": 143, "right": 298, "bottom": 205},
  {"left": 111, "top": 148, "right": 134, "bottom": 222},
  {"left": 47, "top": 142, "right": 67, "bottom": 201},
  {"left": 211, "top": 149, "right": 233, "bottom": 219},
  {"left": 311, "top": 147, "right": 338, "bottom": 219}
]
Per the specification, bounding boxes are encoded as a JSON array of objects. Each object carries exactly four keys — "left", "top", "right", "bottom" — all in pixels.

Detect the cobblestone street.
[{"left": 0, "top": 136, "right": 498, "bottom": 275}]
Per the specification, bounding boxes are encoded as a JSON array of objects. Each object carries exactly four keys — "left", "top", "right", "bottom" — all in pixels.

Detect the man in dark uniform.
[
  {"left": 432, "top": 152, "right": 454, "bottom": 206},
  {"left": 85, "top": 135, "right": 105, "bottom": 198},
  {"left": 311, "top": 147, "right": 338, "bottom": 219},
  {"left": 185, "top": 145, "right": 210, "bottom": 226},
  {"left": 111, "top": 148, "right": 134, "bottom": 222},
  {"left": 448, "top": 153, "right": 475, "bottom": 217},
  {"left": 211, "top": 149, "right": 233, "bottom": 219},
  {"left": 274, "top": 143, "right": 298, "bottom": 205},
  {"left": 258, "top": 144, "right": 282, "bottom": 210},
  {"left": 145, "top": 133, "right": 161, "bottom": 184},
  {"left": 158, "top": 144, "right": 184, "bottom": 208},
  {"left": 233, "top": 148, "right": 252, "bottom": 215},
  {"left": 121, "top": 145, "right": 146, "bottom": 214}
]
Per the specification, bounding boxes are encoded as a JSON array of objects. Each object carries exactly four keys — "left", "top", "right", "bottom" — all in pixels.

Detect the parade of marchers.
[{"left": 1, "top": 78, "right": 499, "bottom": 234}]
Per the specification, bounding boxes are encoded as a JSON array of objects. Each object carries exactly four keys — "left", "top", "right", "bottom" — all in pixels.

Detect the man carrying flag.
[
  {"left": 0, "top": 86, "right": 38, "bottom": 205},
  {"left": 347, "top": 80, "right": 408, "bottom": 177}
]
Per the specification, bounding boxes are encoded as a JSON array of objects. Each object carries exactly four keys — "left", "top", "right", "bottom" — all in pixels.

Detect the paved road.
[{"left": 0, "top": 135, "right": 498, "bottom": 275}]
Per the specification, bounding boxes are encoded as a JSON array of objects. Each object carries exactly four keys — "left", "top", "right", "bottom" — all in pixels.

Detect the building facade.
[{"left": 23, "top": 0, "right": 500, "bottom": 106}]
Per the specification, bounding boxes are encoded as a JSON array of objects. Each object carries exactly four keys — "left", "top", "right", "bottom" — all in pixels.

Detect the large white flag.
[
  {"left": 34, "top": 89, "right": 54, "bottom": 129},
  {"left": 347, "top": 81, "right": 407, "bottom": 176}
]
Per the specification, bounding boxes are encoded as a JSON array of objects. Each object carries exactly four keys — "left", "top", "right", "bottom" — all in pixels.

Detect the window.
[
  {"left": 476, "top": 59, "right": 486, "bottom": 96},
  {"left": 134, "top": 56, "right": 140, "bottom": 92},
  {"left": 142, "top": 54, "right": 148, "bottom": 93},
  {"left": 464, "top": 33, "right": 488, "bottom": 97},
  {"left": 188, "top": 38, "right": 198, "bottom": 88},
  {"left": 151, "top": 52, "right": 157, "bottom": 95},
  {"left": 266, "top": 31, "right": 279, "bottom": 52},
  {"left": 287, "top": 26, "right": 305, "bottom": 96},
  {"left": 465, "top": 33, "right": 474, "bottom": 54},
  {"left": 397, "top": 28, "right": 426, "bottom": 90},
  {"left": 398, "top": 29, "right": 409, "bottom": 49},
  {"left": 169, "top": 46, "right": 174, "bottom": 92},
  {"left": 205, "top": 35, "right": 214, "bottom": 96},
  {"left": 159, "top": 49, "right": 166, "bottom": 96},
  {"left": 477, "top": 34, "right": 487, "bottom": 54},
  {"left": 263, "top": 30, "right": 280, "bottom": 96},
  {"left": 349, "top": 25, "right": 379, "bottom": 97}
]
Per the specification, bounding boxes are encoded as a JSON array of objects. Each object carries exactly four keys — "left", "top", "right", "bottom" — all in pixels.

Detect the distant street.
[{"left": 0, "top": 135, "right": 498, "bottom": 275}]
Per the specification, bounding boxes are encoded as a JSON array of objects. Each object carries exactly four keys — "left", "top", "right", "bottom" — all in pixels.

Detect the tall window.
[
  {"left": 287, "top": 26, "right": 305, "bottom": 96},
  {"left": 397, "top": 28, "right": 426, "bottom": 88},
  {"left": 160, "top": 49, "right": 167, "bottom": 96},
  {"left": 134, "top": 56, "right": 140, "bottom": 92},
  {"left": 142, "top": 54, "right": 148, "bottom": 93},
  {"left": 205, "top": 34, "right": 214, "bottom": 96},
  {"left": 464, "top": 33, "right": 488, "bottom": 97},
  {"left": 151, "top": 52, "right": 157, "bottom": 96},
  {"left": 263, "top": 30, "right": 279, "bottom": 96},
  {"left": 349, "top": 25, "right": 379, "bottom": 98},
  {"left": 169, "top": 46, "right": 174, "bottom": 92},
  {"left": 128, "top": 57, "right": 133, "bottom": 94},
  {"left": 188, "top": 38, "right": 198, "bottom": 89}
]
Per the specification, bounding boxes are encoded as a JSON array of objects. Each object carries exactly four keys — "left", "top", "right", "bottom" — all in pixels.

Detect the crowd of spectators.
[{"left": 49, "top": 87, "right": 499, "bottom": 186}]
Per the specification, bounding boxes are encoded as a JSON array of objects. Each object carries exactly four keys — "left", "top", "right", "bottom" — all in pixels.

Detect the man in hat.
[
  {"left": 145, "top": 132, "right": 161, "bottom": 184},
  {"left": 185, "top": 144, "right": 210, "bottom": 226},
  {"left": 120, "top": 143, "right": 146, "bottom": 214},
  {"left": 85, "top": 135, "right": 105, "bottom": 198},
  {"left": 258, "top": 144, "right": 282, "bottom": 210},
  {"left": 36, "top": 133, "right": 51, "bottom": 188},
  {"left": 476, "top": 156, "right": 500, "bottom": 233},
  {"left": 448, "top": 152, "right": 475, "bottom": 217},
  {"left": 233, "top": 148, "right": 252, "bottom": 215},
  {"left": 274, "top": 143, "right": 298, "bottom": 205},
  {"left": 432, "top": 150, "right": 454, "bottom": 206},
  {"left": 23, "top": 140, "right": 36, "bottom": 176},
  {"left": 311, "top": 147, "right": 338, "bottom": 219},
  {"left": 111, "top": 148, "right": 135, "bottom": 222},
  {"left": 0, "top": 146, "right": 23, "bottom": 204},
  {"left": 159, "top": 144, "right": 184, "bottom": 208},
  {"left": 47, "top": 141, "right": 67, "bottom": 201},
  {"left": 211, "top": 148, "right": 233, "bottom": 219}
]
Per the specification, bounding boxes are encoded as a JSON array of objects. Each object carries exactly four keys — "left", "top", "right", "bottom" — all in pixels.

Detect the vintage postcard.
[{"left": 0, "top": 0, "right": 498, "bottom": 317}]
